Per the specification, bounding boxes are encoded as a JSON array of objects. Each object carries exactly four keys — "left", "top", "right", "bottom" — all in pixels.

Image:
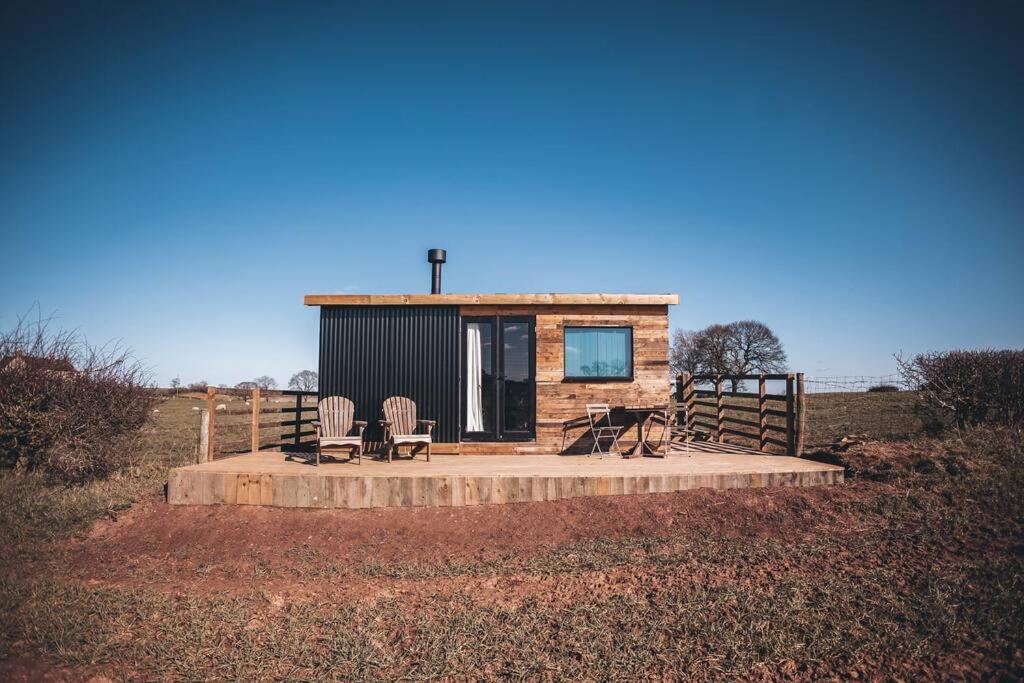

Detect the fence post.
[
  {"left": 679, "top": 372, "right": 695, "bottom": 443},
  {"left": 785, "top": 374, "right": 795, "bottom": 454},
  {"left": 715, "top": 376, "right": 724, "bottom": 443},
  {"left": 206, "top": 387, "right": 216, "bottom": 462},
  {"left": 294, "top": 393, "right": 302, "bottom": 447},
  {"left": 198, "top": 409, "right": 209, "bottom": 464},
  {"left": 796, "top": 373, "right": 806, "bottom": 456},
  {"left": 758, "top": 374, "right": 767, "bottom": 452},
  {"left": 251, "top": 387, "right": 260, "bottom": 453}
]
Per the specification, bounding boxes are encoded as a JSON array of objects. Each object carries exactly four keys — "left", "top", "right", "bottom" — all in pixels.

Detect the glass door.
[
  {"left": 463, "top": 319, "right": 496, "bottom": 440},
  {"left": 462, "top": 316, "right": 535, "bottom": 441}
]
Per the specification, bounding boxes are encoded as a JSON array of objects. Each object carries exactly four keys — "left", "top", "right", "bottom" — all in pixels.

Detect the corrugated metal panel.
[{"left": 319, "top": 306, "right": 460, "bottom": 443}]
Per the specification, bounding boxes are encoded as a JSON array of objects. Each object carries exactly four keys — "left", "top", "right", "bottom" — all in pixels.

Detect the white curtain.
[{"left": 466, "top": 323, "right": 484, "bottom": 431}]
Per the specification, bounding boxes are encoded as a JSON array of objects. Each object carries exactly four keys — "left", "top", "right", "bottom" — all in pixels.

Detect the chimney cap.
[{"left": 427, "top": 248, "right": 446, "bottom": 264}]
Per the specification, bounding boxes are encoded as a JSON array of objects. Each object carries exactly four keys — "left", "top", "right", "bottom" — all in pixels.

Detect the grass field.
[{"left": 1, "top": 394, "right": 1021, "bottom": 680}]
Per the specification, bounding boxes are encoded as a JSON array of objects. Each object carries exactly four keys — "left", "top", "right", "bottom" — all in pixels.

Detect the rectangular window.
[{"left": 564, "top": 327, "right": 633, "bottom": 380}]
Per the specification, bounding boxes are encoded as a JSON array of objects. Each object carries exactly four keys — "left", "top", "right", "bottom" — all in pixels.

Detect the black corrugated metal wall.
[{"left": 319, "top": 306, "right": 460, "bottom": 443}]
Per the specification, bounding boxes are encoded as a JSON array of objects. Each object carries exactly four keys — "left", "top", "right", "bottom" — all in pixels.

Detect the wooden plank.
[
  {"left": 274, "top": 475, "right": 298, "bottom": 507},
  {"left": 236, "top": 475, "right": 250, "bottom": 505},
  {"left": 247, "top": 475, "right": 262, "bottom": 505},
  {"left": 224, "top": 473, "right": 237, "bottom": 504},
  {"left": 167, "top": 470, "right": 199, "bottom": 504},
  {"left": 304, "top": 293, "right": 680, "bottom": 306},
  {"left": 260, "top": 474, "right": 273, "bottom": 505},
  {"left": 692, "top": 373, "right": 792, "bottom": 381},
  {"left": 694, "top": 389, "right": 788, "bottom": 401}
]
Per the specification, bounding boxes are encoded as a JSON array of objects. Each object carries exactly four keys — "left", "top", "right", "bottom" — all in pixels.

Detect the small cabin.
[{"left": 303, "top": 291, "right": 678, "bottom": 454}]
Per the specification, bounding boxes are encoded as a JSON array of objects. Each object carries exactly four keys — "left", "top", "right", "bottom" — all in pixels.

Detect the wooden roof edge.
[{"left": 303, "top": 293, "right": 680, "bottom": 306}]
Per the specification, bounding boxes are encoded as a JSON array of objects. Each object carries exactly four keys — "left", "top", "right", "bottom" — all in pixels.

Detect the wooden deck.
[{"left": 168, "top": 450, "right": 843, "bottom": 509}]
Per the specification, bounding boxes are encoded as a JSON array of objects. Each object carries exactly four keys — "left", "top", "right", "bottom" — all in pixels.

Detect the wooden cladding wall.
[{"left": 460, "top": 305, "right": 670, "bottom": 450}]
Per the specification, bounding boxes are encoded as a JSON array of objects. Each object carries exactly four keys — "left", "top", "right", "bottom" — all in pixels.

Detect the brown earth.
[
  {"left": 4, "top": 435, "right": 1023, "bottom": 680},
  {"left": 61, "top": 439, "right": 972, "bottom": 591}
]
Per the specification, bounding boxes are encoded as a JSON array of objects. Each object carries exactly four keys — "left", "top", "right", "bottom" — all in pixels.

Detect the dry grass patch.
[{"left": 0, "top": 403, "right": 1022, "bottom": 680}]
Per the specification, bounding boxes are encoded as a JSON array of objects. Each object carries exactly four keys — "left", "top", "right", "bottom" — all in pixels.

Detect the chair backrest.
[
  {"left": 586, "top": 403, "right": 612, "bottom": 429},
  {"left": 319, "top": 396, "right": 355, "bottom": 438},
  {"left": 383, "top": 396, "right": 417, "bottom": 435}
]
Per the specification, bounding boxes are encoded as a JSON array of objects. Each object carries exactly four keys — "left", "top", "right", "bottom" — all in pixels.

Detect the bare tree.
[
  {"left": 669, "top": 330, "right": 698, "bottom": 378},
  {"left": 235, "top": 381, "right": 258, "bottom": 390},
  {"left": 253, "top": 375, "right": 277, "bottom": 390},
  {"left": 724, "top": 320, "right": 787, "bottom": 390},
  {"left": 170, "top": 376, "right": 180, "bottom": 397},
  {"left": 670, "top": 321, "right": 787, "bottom": 390},
  {"left": 692, "top": 324, "right": 734, "bottom": 377},
  {"left": 187, "top": 380, "right": 208, "bottom": 392},
  {"left": 288, "top": 370, "right": 318, "bottom": 392}
]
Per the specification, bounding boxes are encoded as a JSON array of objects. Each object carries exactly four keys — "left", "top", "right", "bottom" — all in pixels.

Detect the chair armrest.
[
  {"left": 417, "top": 419, "right": 436, "bottom": 426},
  {"left": 353, "top": 420, "right": 368, "bottom": 427},
  {"left": 312, "top": 420, "right": 321, "bottom": 435},
  {"left": 311, "top": 420, "right": 321, "bottom": 427}
]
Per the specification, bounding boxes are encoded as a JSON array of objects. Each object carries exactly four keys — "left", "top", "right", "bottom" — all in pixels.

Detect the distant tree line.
[{"left": 164, "top": 371, "right": 317, "bottom": 394}]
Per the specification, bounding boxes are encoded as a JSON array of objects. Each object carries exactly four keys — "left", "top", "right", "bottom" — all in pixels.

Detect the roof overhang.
[{"left": 303, "top": 293, "right": 679, "bottom": 306}]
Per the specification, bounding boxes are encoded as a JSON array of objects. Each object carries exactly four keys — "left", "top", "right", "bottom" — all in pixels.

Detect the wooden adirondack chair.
[
  {"left": 379, "top": 396, "right": 435, "bottom": 462},
  {"left": 312, "top": 396, "right": 366, "bottom": 466}
]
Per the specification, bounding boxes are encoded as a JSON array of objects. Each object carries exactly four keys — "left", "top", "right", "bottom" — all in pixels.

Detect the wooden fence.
[
  {"left": 198, "top": 387, "right": 318, "bottom": 462},
  {"left": 676, "top": 373, "right": 806, "bottom": 455}
]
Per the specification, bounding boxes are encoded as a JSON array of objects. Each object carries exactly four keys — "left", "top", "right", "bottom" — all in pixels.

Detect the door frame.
[{"left": 460, "top": 315, "right": 536, "bottom": 442}]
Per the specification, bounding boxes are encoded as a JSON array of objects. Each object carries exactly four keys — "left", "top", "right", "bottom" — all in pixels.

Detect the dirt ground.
[{"left": 2, "top": 432, "right": 1023, "bottom": 681}]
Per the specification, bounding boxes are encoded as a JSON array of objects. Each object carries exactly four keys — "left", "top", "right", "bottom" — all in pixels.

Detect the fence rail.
[
  {"left": 677, "top": 373, "right": 806, "bottom": 455},
  {"left": 802, "top": 374, "right": 912, "bottom": 394},
  {"left": 198, "top": 387, "right": 318, "bottom": 462}
]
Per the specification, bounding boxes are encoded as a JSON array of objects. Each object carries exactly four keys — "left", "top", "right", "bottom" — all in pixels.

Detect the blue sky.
[{"left": 2, "top": 1, "right": 1022, "bottom": 387}]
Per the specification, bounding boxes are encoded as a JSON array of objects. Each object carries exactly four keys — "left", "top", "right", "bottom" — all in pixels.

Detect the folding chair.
[
  {"left": 585, "top": 404, "right": 624, "bottom": 456},
  {"left": 649, "top": 406, "right": 704, "bottom": 455}
]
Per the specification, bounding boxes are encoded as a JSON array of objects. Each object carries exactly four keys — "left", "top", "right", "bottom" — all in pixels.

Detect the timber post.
[
  {"left": 758, "top": 374, "right": 767, "bottom": 452},
  {"left": 206, "top": 387, "right": 216, "bottom": 462},
  {"left": 796, "top": 373, "right": 806, "bottom": 456},
  {"left": 679, "top": 372, "right": 695, "bottom": 443},
  {"left": 715, "top": 376, "right": 724, "bottom": 443},
  {"left": 198, "top": 409, "right": 209, "bottom": 464},
  {"left": 251, "top": 387, "right": 260, "bottom": 453},
  {"left": 785, "top": 374, "right": 795, "bottom": 455}
]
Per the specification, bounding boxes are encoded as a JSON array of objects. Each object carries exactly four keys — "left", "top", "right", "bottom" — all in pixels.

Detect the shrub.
[
  {"left": 867, "top": 384, "right": 900, "bottom": 393},
  {"left": 0, "top": 314, "right": 153, "bottom": 484},
  {"left": 898, "top": 349, "right": 1024, "bottom": 429}
]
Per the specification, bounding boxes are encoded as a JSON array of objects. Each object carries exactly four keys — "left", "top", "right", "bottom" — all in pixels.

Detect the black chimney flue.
[{"left": 427, "top": 248, "right": 446, "bottom": 294}]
